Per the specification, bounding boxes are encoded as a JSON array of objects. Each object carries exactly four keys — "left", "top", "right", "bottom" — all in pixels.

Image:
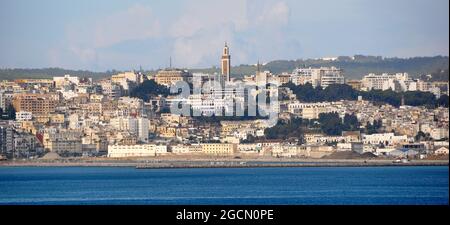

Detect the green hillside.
[
  {"left": 1, "top": 55, "right": 448, "bottom": 81},
  {"left": 260, "top": 55, "right": 449, "bottom": 80},
  {"left": 0, "top": 68, "right": 116, "bottom": 80}
]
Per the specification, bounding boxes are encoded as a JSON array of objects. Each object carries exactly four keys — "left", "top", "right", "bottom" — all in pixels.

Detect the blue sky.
[{"left": 0, "top": 0, "right": 448, "bottom": 71}]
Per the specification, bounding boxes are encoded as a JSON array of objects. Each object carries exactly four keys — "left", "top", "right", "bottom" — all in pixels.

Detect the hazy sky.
[{"left": 0, "top": 0, "right": 448, "bottom": 71}]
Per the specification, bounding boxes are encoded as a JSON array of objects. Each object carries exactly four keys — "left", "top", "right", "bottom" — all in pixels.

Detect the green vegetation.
[
  {"left": 283, "top": 82, "right": 449, "bottom": 108},
  {"left": 3, "top": 55, "right": 446, "bottom": 80},
  {"left": 420, "top": 68, "right": 449, "bottom": 82},
  {"left": 318, "top": 112, "right": 345, "bottom": 135},
  {"left": 188, "top": 55, "right": 449, "bottom": 80},
  {"left": 264, "top": 113, "right": 360, "bottom": 140},
  {"left": 262, "top": 55, "right": 449, "bottom": 79},
  {"left": 264, "top": 118, "right": 307, "bottom": 141},
  {"left": 360, "top": 89, "right": 401, "bottom": 106},
  {"left": 0, "top": 105, "right": 16, "bottom": 120},
  {"left": 415, "top": 131, "right": 433, "bottom": 142},
  {"left": 365, "top": 119, "right": 383, "bottom": 135},
  {"left": 437, "top": 95, "right": 449, "bottom": 107},
  {"left": 343, "top": 113, "right": 360, "bottom": 131},
  {"left": 129, "top": 80, "right": 170, "bottom": 101},
  {"left": 284, "top": 83, "right": 359, "bottom": 102},
  {"left": 0, "top": 68, "right": 116, "bottom": 80},
  {"left": 317, "top": 112, "right": 360, "bottom": 136}
]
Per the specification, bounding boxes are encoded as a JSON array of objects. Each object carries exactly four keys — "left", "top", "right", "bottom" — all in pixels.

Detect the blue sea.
[{"left": 0, "top": 166, "right": 448, "bottom": 205}]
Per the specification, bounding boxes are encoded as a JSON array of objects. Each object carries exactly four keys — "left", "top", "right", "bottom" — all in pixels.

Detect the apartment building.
[
  {"left": 12, "top": 93, "right": 58, "bottom": 115},
  {"left": 155, "top": 69, "right": 193, "bottom": 86},
  {"left": 107, "top": 144, "right": 167, "bottom": 157},
  {"left": 201, "top": 143, "right": 237, "bottom": 156}
]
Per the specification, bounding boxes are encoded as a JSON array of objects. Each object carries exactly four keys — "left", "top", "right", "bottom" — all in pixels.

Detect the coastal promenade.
[{"left": 0, "top": 157, "right": 448, "bottom": 168}]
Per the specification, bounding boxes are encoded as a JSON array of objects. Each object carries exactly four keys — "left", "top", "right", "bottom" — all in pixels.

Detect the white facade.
[
  {"left": 0, "top": 91, "right": 14, "bottom": 110},
  {"left": 110, "top": 117, "right": 149, "bottom": 143},
  {"left": 107, "top": 144, "right": 167, "bottom": 157},
  {"left": 53, "top": 75, "right": 80, "bottom": 88},
  {"left": 100, "top": 81, "right": 122, "bottom": 99},
  {"left": 430, "top": 128, "right": 449, "bottom": 140},
  {"left": 292, "top": 67, "right": 344, "bottom": 88},
  {"left": 171, "top": 144, "right": 202, "bottom": 154},
  {"left": 238, "top": 143, "right": 262, "bottom": 153},
  {"left": 361, "top": 73, "right": 411, "bottom": 92},
  {"left": 362, "top": 133, "right": 409, "bottom": 146},
  {"left": 171, "top": 144, "right": 190, "bottom": 154},
  {"left": 256, "top": 71, "right": 270, "bottom": 86},
  {"left": 15, "top": 111, "right": 32, "bottom": 121},
  {"left": 110, "top": 117, "right": 137, "bottom": 132},
  {"left": 434, "top": 147, "right": 449, "bottom": 155},
  {"left": 288, "top": 102, "right": 338, "bottom": 119},
  {"left": 137, "top": 118, "right": 149, "bottom": 142}
]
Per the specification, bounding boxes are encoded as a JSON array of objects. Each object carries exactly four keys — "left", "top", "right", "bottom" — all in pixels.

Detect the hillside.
[
  {"left": 176, "top": 55, "right": 449, "bottom": 80},
  {"left": 420, "top": 69, "right": 449, "bottom": 82},
  {"left": 0, "top": 68, "right": 117, "bottom": 80},
  {"left": 260, "top": 55, "right": 449, "bottom": 80},
  {"left": 1, "top": 55, "right": 448, "bottom": 80}
]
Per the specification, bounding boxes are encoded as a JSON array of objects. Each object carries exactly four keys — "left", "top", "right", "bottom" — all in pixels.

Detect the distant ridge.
[
  {"left": 261, "top": 55, "right": 449, "bottom": 79},
  {"left": 0, "top": 67, "right": 117, "bottom": 80},
  {"left": 1, "top": 55, "right": 448, "bottom": 80}
]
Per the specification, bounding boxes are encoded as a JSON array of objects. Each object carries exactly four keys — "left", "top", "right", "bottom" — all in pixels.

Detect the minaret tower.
[{"left": 221, "top": 42, "right": 231, "bottom": 82}]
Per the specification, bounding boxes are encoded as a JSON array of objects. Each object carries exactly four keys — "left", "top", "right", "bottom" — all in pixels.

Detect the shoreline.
[{"left": 0, "top": 158, "right": 448, "bottom": 168}]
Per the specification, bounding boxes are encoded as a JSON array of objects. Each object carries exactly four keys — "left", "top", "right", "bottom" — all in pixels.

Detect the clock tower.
[{"left": 221, "top": 42, "right": 231, "bottom": 82}]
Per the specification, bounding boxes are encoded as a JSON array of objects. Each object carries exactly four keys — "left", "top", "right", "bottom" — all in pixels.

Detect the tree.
[
  {"left": 404, "top": 91, "right": 437, "bottom": 108},
  {"left": 129, "top": 80, "right": 170, "bottom": 101},
  {"left": 343, "top": 113, "right": 360, "bottom": 131},
  {"left": 264, "top": 118, "right": 305, "bottom": 140},
  {"left": 437, "top": 95, "right": 449, "bottom": 107},
  {"left": 283, "top": 82, "right": 360, "bottom": 102},
  {"left": 242, "top": 134, "right": 257, "bottom": 143},
  {"left": 321, "top": 84, "right": 359, "bottom": 101},
  {"left": 318, "top": 112, "right": 344, "bottom": 135},
  {"left": 284, "top": 81, "right": 450, "bottom": 109},
  {"left": 366, "top": 119, "right": 382, "bottom": 134},
  {"left": 0, "top": 105, "right": 16, "bottom": 120},
  {"left": 361, "top": 89, "right": 401, "bottom": 107},
  {"left": 415, "top": 131, "right": 426, "bottom": 142}
]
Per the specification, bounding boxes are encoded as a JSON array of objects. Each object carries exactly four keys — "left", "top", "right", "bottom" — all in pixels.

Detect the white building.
[
  {"left": 137, "top": 118, "right": 149, "bottom": 143},
  {"left": 256, "top": 70, "right": 270, "bottom": 86},
  {"left": 430, "top": 127, "right": 449, "bottom": 140},
  {"left": 292, "top": 67, "right": 344, "bottom": 88},
  {"left": 238, "top": 143, "right": 262, "bottom": 153},
  {"left": 107, "top": 144, "right": 167, "bottom": 157},
  {"left": 361, "top": 73, "right": 411, "bottom": 92},
  {"left": 59, "top": 89, "right": 80, "bottom": 100},
  {"left": 288, "top": 102, "right": 339, "bottom": 119},
  {"left": 100, "top": 80, "right": 122, "bottom": 100},
  {"left": 110, "top": 117, "right": 137, "bottom": 132},
  {"left": 15, "top": 111, "right": 32, "bottom": 121},
  {"left": 362, "top": 133, "right": 410, "bottom": 146},
  {"left": 0, "top": 91, "right": 14, "bottom": 111},
  {"left": 53, "top": 75, "right": 80, "bottom": 88},
  {"left": 110, "top": 117, "right": 149, "bottom": 143},
  {"left": 171, "top": 144, "right": 202, "bottom": 154},
  {"left": 434, "top": 147, "right": 449, "bottom": 155},
  {"left": 171, "top": 144, "right": 190, "bottom": 154}
]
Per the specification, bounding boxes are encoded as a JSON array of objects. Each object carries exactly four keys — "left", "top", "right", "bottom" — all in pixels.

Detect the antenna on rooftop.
[
  {"left": 257, "top": 60, "right": 260, "bottom": 74},
  {"left": 169, "top": 56, "right": 172, "bottom": 69}
]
